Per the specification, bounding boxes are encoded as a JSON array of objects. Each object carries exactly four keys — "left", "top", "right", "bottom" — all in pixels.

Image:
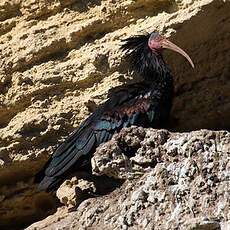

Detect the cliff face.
[{"left": 0, "top": 0, "right": 229, "bottom": 229}]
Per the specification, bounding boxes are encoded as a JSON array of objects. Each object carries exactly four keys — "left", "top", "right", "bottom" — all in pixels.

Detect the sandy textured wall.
[{"left": 0, "top": 0, "right": 229, "bottom": 229}]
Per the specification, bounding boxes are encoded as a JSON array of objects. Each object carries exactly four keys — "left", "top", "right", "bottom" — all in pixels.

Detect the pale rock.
[
  {"left": 56, "top": 177, "right": 96, "bottom": 207},
  {"left": 27, "top": 127, "right": 230, "bottom": 230}
]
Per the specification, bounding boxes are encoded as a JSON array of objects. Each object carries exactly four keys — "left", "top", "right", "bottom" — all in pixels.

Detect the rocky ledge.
[{"left": 27, "top": 127, "right": 230, "bottom": 230}]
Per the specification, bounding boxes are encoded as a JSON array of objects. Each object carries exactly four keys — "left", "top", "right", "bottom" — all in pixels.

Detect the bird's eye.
[
  {"left": 148, "top": 33, "right": 164, "bottom": 50},
  {"left": 155, "top": 35, "right": 163, "bottom": 42}
]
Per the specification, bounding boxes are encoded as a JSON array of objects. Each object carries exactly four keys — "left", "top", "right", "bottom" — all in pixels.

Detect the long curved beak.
[{"left": 162, "top": 39, "right": 194, "bottom": 68}]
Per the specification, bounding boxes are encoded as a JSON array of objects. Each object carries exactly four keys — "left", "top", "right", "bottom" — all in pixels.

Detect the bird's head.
[
  {"left": 121, "top": 31, "right": 194, "bottom": 78},
  {"left": 148, "top": 32, "right": 194, "bottom": 68}
]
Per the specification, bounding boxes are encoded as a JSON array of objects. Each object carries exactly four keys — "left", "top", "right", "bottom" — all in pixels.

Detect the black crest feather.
[
  {"left": 121, "top": 33, "right": 150, "bottom": 52},
  {"left": 121, "top": 32, "right": 166, "bottom": 79}
]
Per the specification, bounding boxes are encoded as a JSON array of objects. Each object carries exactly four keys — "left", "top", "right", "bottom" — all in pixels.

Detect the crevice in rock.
[
  {"left": 21, "top": 0, "right": 102, "bottom": 21},
  {"left": 0, "top": 18, "right": 17, "bottom": 36},
  {"left": 0, "top": 2, "right": 21, "bottom": 22}
]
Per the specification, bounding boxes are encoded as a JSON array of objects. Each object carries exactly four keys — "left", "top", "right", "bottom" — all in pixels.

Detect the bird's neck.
[{"left": 139, "top": 53, "right": 173, "bottom": 87}]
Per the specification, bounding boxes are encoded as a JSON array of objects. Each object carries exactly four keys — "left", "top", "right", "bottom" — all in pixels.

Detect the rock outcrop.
[
  {"left": 0, "top": 0, "right": 229, "bottom": 229},
  {"left": 27, "top": 127, "right": 230, "bottom": 230}
]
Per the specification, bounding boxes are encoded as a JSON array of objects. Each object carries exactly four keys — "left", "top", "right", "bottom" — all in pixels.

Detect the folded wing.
[{"left": 35, "top": 85, "right": 158, "bottom": 191}]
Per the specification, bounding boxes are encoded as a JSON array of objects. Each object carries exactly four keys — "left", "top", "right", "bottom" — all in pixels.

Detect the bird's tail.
[{"left": 36, "top": 175, "right": 62, "bottom": 192}]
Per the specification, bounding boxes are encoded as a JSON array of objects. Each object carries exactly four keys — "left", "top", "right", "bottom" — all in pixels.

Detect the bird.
[{"left": 35, "top": 31, "right": 194, "bottom": 191}]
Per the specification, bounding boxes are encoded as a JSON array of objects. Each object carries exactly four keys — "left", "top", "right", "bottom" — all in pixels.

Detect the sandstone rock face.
[
  {"left": 0, "top": 0, "right": 229, "bottom": 229},
  {"left": 27, "top": 127, "right": 230, "bottom": 230}
]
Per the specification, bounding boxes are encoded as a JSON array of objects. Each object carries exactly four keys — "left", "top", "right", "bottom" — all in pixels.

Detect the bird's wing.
[{"left": 36, "top": 84, "right": 158, "bottom": 191}]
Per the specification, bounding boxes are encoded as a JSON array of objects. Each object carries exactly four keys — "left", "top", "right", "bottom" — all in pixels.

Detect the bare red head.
[{"left": 148, "top": 32, "right": 194, "bottom": 68}]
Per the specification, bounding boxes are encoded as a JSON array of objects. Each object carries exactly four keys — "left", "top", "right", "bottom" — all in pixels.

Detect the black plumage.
[{"left": 35, "top": 32, "right": 194, "bottom": 191}]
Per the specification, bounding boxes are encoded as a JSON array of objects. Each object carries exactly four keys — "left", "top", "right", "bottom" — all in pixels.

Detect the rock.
[
  {"left": 56, "top": 177, "right": 96, "bottom": 207},
  {"left": 0, "top": 0, "right": 229, "bottom": 229},
  {"left": 27, "top": 127, "right": 230, "bottom": 230},
  {"left": 92, "top": 127, "right": 168, "bottom": 179}
]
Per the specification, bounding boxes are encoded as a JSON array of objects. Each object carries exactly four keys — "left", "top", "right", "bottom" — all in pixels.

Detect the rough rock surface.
[
  {"left": 27, "top": 127, "right": 230, "bottom": 230},
  {"left": 0, "top": 0, "right": 229, "bottom": 229},
  {"left": 56, "top": 177, "right": 96, "bottom": 207}
]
